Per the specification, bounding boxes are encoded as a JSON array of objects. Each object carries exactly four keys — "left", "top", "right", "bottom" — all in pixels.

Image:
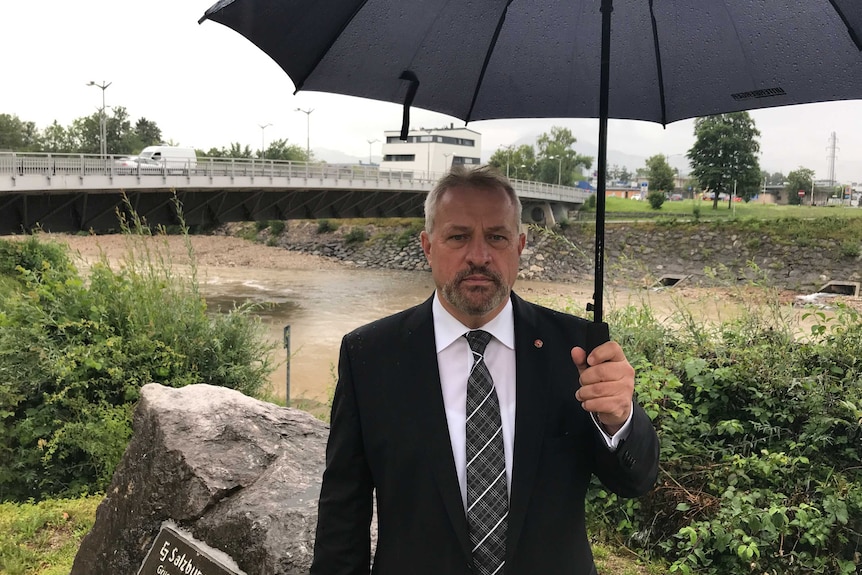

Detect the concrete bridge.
[{"left": 0, "top": 153, "right": 592, "bottom": 233}]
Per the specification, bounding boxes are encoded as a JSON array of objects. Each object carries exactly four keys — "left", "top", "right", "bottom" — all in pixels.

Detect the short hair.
[{"left": 424, "top": 165, "right": 522, "bottom": 233}]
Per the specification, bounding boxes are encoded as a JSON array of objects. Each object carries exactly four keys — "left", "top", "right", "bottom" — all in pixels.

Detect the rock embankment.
[{"left": 246, "top": 220, "right": 861, "bottom": 293}]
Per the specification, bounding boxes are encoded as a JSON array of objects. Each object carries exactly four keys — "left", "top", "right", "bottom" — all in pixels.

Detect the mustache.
[{"left": 454, "top": 265, "right": 503, "bottom": 285}]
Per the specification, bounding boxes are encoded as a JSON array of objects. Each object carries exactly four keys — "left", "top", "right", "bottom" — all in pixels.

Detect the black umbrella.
[{"left": 199, "top": 0, "right": 862, "bottom": 349}]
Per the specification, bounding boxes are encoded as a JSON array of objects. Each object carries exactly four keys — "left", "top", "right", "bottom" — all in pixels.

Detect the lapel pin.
[{"left": 534, "top": 339, "right": 543, "bottom": 348}]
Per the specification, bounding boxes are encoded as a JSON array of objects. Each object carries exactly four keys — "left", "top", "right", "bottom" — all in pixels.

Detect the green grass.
[
  {"left": 598, "top": 196, "right": 862, "bottom": 221},
  {"left": 0, "top": 495, "right": 101, "bottom": 575}
]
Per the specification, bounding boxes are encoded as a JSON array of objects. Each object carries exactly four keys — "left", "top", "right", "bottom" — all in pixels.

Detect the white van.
[{"left": 137, "top": 145, "right": 197, "bottom": 173}]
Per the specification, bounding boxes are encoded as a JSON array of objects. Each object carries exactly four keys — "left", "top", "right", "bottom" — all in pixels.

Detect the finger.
[
  {"left": 571, "top": 346, "right": 588, "bottom": 375},
  {"left": 577, "top": 360, "right": 635, "bottom": 389},
  {"left": 585, "top": 341, "right": 626, "bottom": 367}
]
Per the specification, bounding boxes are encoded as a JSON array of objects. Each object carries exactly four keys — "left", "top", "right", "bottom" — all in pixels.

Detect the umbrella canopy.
[
  {"left": 200, "top": 0, "right": 862, "bottom": 125},
  {"left": 199, "top": 0, "right": 862, "bottom": 338}
]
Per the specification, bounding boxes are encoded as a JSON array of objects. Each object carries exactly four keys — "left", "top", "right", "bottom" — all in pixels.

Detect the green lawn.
[
  {"left": 598, "top": 196, "right": 862, "bottom": 220},
  {"left": 0, "top": 496, "right": 101, "bottom": 575}
]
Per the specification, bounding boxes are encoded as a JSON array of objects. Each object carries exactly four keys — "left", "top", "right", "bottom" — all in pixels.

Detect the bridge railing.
[{"left": 0, "top": 152, "right": 592, "bottom": 202}]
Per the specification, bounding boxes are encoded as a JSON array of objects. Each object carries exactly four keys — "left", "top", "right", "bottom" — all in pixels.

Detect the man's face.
[{"left": 420, "top": 185, "right": 525, "bottom": 328}]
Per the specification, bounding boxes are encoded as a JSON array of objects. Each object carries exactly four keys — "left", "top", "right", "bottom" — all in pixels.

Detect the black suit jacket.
[{"left": 310, "top": 292, "right": 660, "bottom": 575}]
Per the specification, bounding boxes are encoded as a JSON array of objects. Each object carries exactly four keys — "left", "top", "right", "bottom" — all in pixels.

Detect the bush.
[
  {"left": 647, "top": 191, "right": 666, "bottom": 210},
  {"left": 583, "top": 296, "right": 862, "bottom": 575},
  {"left": 317, "top": 219, "right": 339, "bottom": 234},
  {"left": 0, "top": 225, "right": 275, "bottom": 501},
  {"left": 840, "top": 240, "right": 860, "bottom": 258},
  {"left": 395, "top": 221, "right": 425, "bottom": 248},
  {"left": 268, "top": 220, "right": 286, "bottom": 236},
  {"left": 344, "top": 228, "right": 369, "bottom": 244}
]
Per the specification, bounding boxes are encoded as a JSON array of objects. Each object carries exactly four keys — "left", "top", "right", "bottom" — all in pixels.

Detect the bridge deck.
[{"left": 0, "top": 153, "right": 591, "bottom": 233}]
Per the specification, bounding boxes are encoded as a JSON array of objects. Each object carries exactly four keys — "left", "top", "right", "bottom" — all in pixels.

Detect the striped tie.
[{"left": 464, "top": 330, "right": 507, "bottom": 575}]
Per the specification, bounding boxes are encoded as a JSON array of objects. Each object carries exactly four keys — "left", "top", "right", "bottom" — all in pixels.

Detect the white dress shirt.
[{"left": 431, "top": 292, "right": 632, "bottom": 509}]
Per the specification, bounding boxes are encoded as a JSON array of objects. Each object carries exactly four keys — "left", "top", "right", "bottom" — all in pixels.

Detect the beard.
[{"left": 441, "top": 265, "right": 510, "bottom": 317}]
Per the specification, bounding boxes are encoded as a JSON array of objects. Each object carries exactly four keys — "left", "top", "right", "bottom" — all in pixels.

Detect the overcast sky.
[{"left": 5, "top": 0, "right": 862, "bottom": 182}]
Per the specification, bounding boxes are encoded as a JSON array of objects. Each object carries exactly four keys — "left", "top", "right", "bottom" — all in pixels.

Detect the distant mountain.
[{"left": 314, "top": 147, "right": 379, "bottom": 165}]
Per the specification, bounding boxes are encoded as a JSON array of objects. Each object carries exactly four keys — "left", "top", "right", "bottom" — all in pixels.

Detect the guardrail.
[{"left": 0, "top": 152, "right": 592, "bottom": 203}]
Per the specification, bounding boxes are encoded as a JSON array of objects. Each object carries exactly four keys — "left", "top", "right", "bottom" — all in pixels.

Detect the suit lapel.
[
  {"left": 404, "top": 297, "right": 473, "bottom": 563},
  {"left": 506, "top": 293, "right": 549, "bottom": 559}
]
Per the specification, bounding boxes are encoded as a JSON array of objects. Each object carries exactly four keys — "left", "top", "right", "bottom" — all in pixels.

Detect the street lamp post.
[
  {"left": 422, "top": 128, "right": 433, "bottom": 179},
  {"left": 295, "top": 108, "right": 314, "bottom": 160},
  {"left": 87, "top": 81, "right": 111, "bottom": 158},
  {"left": 551, "top": 155, "right": 563, "bottom": 186},
  {"left": 367, "top": 138, "right": 379, "bottom": 165},
  {"left": 501, "top": 144, "right": 514, "bottom": 178},
  {"left": 259, "top": 123, "right": 272, "bottom": 159},
  {"left": 443, "top": 152, "right": 452, "bottom": 169}
]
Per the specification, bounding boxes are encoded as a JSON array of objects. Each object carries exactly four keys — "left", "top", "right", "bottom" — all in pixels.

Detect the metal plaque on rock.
[{"left": 138, "top": 525, "right": 244, "bottom": 575}]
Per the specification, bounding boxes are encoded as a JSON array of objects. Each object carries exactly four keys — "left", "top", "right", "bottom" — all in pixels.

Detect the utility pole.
[
  {"left": 295, "top": 108, "right": 314, "bottom": 160},
  {"left": 367, "top": 138, "right": 379, "bottom": 165},
  {"left": 259, "top": 123, "right": 272, "bottom": 159},
  {"left": 87, "top": 81, "right": 111, "bottom": 158}
]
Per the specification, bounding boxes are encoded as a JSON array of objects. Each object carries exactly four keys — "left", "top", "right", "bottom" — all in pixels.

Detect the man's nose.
[{"left": 465, "top": 235, "right": 491, "bottom": 264}]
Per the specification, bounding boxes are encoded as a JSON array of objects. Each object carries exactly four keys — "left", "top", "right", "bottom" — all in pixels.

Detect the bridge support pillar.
[{"left": 522, "top": 201, "right": 556, "bottom": 226}]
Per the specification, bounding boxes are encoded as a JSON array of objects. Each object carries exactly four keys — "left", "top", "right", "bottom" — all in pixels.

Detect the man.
[{"left": 311, "top": 165, "right": 660, "bottom": 575}]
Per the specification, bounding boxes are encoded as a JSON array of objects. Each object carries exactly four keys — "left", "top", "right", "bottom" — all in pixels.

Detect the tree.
[
  {"left": 41, "top": 121, "right": 77, "bottom": 153},
  {"left": 535, "top": 126, "right": 592, "bottom": 186},
  {"left": 133, "top": 118, "right": 163, "bottom": 148},
  {"left": 203, "top": 142, "right": 254, "bottom": 159},
  {"left": 761, "top": 170, "right": 785, "bottom": 186},
  {"left": 688, "top": 112, "right": 761, "bottom": 209},
  {"left": 645, "top": 154, "right": 675, "bottom": 194},
  {"left": 260, "top": 138, "right": 307, "bottom": 162},
  {"left": 618, "top": 166, "right": 633, "bottom": 184},
  {"left": 489, "top": 144, "right": 536, "bottom": 180},
  {"left": 0, "top": 114, "right": 42, "bottom": 151},
  {"left": 785, "top": 167, "right": 815, "bottom": 206}
]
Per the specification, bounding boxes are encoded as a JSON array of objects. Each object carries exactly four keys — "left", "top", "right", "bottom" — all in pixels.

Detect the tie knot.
[{"left": 465, "top": 330, "right": 492, "bottom": 354}]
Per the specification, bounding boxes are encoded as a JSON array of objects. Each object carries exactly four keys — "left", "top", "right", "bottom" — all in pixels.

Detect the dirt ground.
[{"left": 34, "top": 232, "right": 345, "bottom": 271}]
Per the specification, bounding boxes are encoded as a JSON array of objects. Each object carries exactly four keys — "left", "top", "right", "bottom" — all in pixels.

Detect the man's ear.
[
  {"left": 420, "top": 230, "right": 432, "bottom": 261},
  {"left": 517, "top": 232, "right": 526, "bottom": 255}
]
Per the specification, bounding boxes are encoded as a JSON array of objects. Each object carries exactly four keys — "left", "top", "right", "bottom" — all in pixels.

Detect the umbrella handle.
[{"left": 582, "top": 321, "right": 610, "bottom": 355}]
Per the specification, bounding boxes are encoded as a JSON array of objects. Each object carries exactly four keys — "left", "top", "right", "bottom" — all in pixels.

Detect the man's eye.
[
  {"left": 488, "top": 235, "right": 509, "bottom": 244},
  {"left": 448, "top": 234, "right": 469, "bottom": 242}
]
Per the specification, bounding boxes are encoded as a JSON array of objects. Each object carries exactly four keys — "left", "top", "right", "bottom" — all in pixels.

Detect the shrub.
[
  {"left": 840, "top": 240, "right": 860, "bottom": 258},
  {"left": 0, "top": 219, "right": 275, "bottom": 501},
  {"left": 344, "top": 228, "right": 369, "bottom": 244},
  {"left": 692, "top": 202, "right": 701, "bottom": 221},
  {"left": 268, "top": 220, "right": 286, "bottom": 236},
  {"left": 583, "top": 296, "right": 862, "bottom": 575},
  {"left": 647, "top": 191, "right": 666, "bottom": 210},
  {"left": 395, "top": 221, "right": 424, "bottom": 248},
  {"left": 317, "top": 219, "right": 339, "bottom": 234}
]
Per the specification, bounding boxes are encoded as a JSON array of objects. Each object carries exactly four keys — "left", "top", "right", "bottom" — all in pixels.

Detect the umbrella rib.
[
  {"left": 294, "top": 0, "right": 374, "bottom": 92},
  {"left": 647, "top": 0, "right": 667, "bottom": 126},
  {"left": 828, "top": 0, "right": 862, "bottom": 51},
  {"left": 464, "top": 0, "right": 515, "bottom": 123}
]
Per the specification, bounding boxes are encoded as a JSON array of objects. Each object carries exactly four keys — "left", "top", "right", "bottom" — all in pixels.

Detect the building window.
[
  {"left": 386, "top": 135, "right": 475, "bottom": 146},
  {"left": 384, "top": 154, "right": 416, "bottom": 162},
  {"left": 452, "top": 157, "right": 481, "bottom": 165}
]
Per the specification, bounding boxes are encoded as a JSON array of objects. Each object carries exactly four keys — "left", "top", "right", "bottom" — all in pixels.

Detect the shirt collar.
[{"left": 431, "top": 291, "right": 515, "bottom": 353}]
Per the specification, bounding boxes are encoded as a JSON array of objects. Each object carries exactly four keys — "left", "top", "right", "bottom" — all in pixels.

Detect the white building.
[{"left": 379, "top": 125, "right": 482, "bottom": 177}]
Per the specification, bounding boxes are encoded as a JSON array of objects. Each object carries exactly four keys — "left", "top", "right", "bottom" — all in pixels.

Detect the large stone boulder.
[{"left": 71, "top": 383, "right": 328, "bottom": 575}]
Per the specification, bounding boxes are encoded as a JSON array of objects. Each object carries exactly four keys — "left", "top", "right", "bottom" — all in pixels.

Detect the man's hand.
[{"left": 571, "top": 342, "right": 634, "bottom": 435}]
